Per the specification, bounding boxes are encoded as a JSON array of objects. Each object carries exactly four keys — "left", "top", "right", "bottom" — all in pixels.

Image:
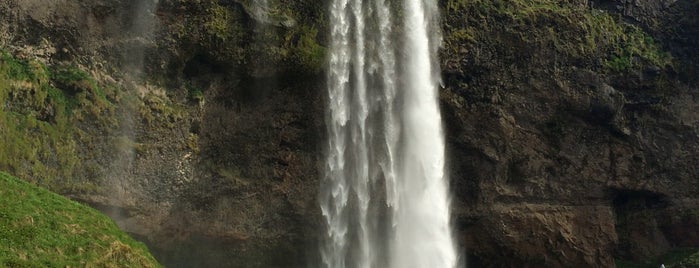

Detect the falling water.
[
  {"left": 123, "top": 0, "right": 160, "bottom": 74},
  {"left": 320, "top": 0, "right": 457, "bottom": 267},
  {"left": 252, "top": 0, "right": 270, "bottom": 23},
  {"left": 107, "top": 0, "right": 160, "bottom": 222}
]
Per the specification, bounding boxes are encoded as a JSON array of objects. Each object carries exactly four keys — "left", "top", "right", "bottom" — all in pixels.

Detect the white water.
[
  {"left": 320, "top": 0, "right": 458, "bottom": 267},
  {"left": 124, "top": 0, "right": 160, "bottom": 74},
  {"left": 107, "top": 0, "right": 160, "bottom": 222},
  {"left": 252, "top": 0, "right": 270, "bottom": 23}
]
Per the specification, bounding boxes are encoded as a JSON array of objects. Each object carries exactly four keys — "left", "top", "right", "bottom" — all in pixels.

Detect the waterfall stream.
[
  {"left": 107, "top": 0, "right": 160, "bottom": 223},
  {"left": 123, "top": 0, "right": 159, "bottom": 74},
  {"left": 320, "top": 0, "right": 458, "bottom": 267}
]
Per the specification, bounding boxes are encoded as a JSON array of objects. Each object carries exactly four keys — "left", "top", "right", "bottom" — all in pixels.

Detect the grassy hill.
[{"left": 0, "top": 171, "right": 160, "bottom": 267}]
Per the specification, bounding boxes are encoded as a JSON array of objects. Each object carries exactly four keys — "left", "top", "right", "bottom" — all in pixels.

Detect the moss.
[
  {"left": 113, "top": 136, "right": 140, "bottom": 155},
  {"left": 51, "top": 65, "right": 97, "bottom": 95},
  {"left": 51, "top": 65, "right": 116, "bottom": 121},
  {"left": 602, "top": 26, "right": 671, "bottom": 72},
  {"left": 186, "top": 133, "right": 199, "bottom": 153},
  {"left": 165, "top": 0, "right": 326, "bottom": 78},
  {"left": 615, "top": 248, "right": 699, "bottom": 268},
  {"left": 187, "top": 85, "right": 204, "bottom": 102},
  {"left": 138, "top": 91, "right": 186, "bottom": 128},
  {"left": 443, "top": 0, "right": 671, "bottom": 73},
  {"left": 286, "top": 26, "right": 326, "bottom": 74},
  {"left": 204, "top": 4, "right": 234, "bottom": 42},
  {"left": 0, "top": 50, "right": 120, "bottom": 193},
  {"left": 1, "top": 50, "right": 38, "bottom": 81},
  {"left": 0, "top": 171, "right": 161, "bottom": 267},
  {"left": 0, "top": 53, "right": 77, "bottom": 190},
  {"left": 676, "top": 251, "right": 699, "bottom": 267}
]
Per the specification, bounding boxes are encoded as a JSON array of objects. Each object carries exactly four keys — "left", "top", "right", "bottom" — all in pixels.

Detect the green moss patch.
[
  {"left": 444, "top": 0, "right": 672, "bottom": 73},
  {"left": 0, "top": 52, "right": 79, "bottom": 190},
  {"left": 615, "top": 248, "right": 699, "bottom": 268},
  {"left": 0, "top": 50, "right": 120, "bottom": 193},
  {"left": 163, "top": 0, "right": 326, "bottom": 78},
  {"left": 285, "top": 26, "right": 325, "bottom": 74},
  {"left": 0, "top": 171, "right": 161, "bottom": 267}
]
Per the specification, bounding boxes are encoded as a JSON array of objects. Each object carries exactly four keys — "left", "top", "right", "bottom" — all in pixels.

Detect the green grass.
[
  {"left": 675, "top": 251, "right": 699, "bottom": 267},
  {"left": 615, "top": 248, "right": 699, "bottom": 268},
  {"left": 0, "top": 171, "right": 161, "bottom": 267}
]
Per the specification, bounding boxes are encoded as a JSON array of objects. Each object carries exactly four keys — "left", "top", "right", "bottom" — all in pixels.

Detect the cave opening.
[{"left": 611, "top": 188, "right": 671, "bottom": 261}]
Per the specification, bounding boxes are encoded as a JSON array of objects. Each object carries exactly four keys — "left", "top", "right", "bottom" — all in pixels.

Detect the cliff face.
[
  {"left": 440, "top": 0, "right": 699, "bottom": 266},
  {"left": 1, "top": 0, "right": 325, "bottom": 266},
  {"left": 0, "top": 0, "right": 697, "bottom": 267}
]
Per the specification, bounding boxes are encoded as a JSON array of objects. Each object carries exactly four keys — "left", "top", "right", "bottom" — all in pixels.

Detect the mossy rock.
[
  {"left": 162, "top": 0, "right": 326, "bottom": 79},
  {"left": 0, "top": 50, "right": 124, "bottom": 193},
  {"left": 443, "top": 0, "right": 672, "bottom": 73}
]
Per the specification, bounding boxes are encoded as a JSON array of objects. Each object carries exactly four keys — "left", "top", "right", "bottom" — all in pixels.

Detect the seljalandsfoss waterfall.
[
  {"left": 4, "top": 0, "right": 696, "bottom": 267},
  {"left": 320, "top": 0, "right": 458, "bottom": 267}
]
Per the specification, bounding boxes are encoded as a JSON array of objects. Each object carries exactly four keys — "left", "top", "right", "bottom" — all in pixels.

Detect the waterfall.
[
  {"left": 252, "top": 0, "right": 270, "bottom": 23},
  {"left": 123, "top": 0, "right": 159, "bottom": 74},
  {"left": 320, "top": 0, "right": 458, "bottom": 267},
  {"left": 107, "top": 0, "right": 159, "bottom": 221}
]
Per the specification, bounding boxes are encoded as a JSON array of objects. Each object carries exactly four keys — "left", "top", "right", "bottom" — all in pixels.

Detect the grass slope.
[{"left": 0, "top": 172, "right": 160, "bottom": 267}]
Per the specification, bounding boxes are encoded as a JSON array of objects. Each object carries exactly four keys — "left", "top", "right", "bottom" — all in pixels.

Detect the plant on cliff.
[
  {"left": 0, "top": 50, "right": 120, "bottom": 193},
  {"left": 0, "top": 171, "right": 161, "bottom": 267},
  {"left": 164, "top": 0, "right": 326, "bottom": 77},
  {"left": 0, "top": 51, "right": 79, "bottom": 190},
  {"left": 174, "top": 0, "right": 247, "bottom": 63},
  {"left": 443, "top": 0, "right": 671, "bottom": 73},
  {"left": 204, "top": 3, "right": 235, "bottom": 42},
  {"left": 676, "top": 251, "right": 699, "bottom": 267},
  {"left": 616, "top": 248, "right": 699, "bottom": 268},
  {"left": 286, "top": 26, "right": 326, "bottom": 74},
  {"left": 187, "top": 84, "right": 204, "bottom": 102},
  {"left": 603, "top": 27, "right": 670, "bottom": 72}
]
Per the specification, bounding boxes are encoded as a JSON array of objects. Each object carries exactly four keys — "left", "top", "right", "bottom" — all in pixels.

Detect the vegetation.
[
  {"left": 187, "top": 85, "right": 204, "bottom": 102},
  {"left": 615, "top": 248, "right": 699, "bottom": 268},
  {"left": 166, "top": 0, "right": 326, "bottom": 76},
  {"left": 0, "top": 51, "right": 79, "bottom": 190},
  {"left": 286, "top": 26, "right": 326, "bottom": 74},
  {"left": 443, "top": 0, "right": 672, "bottom": 73},
  {"left": 204, "top": 4, "right": 236, "bottom": 42},
  {"left": 138, "top": 90, "right": 186, "bottom": 128},
  {"left": 676, "top": 251, "right": 699, "bottom": 268},
  {"left": 0, "top": 50, "right": 119, "bottom": 193},
  {"left": 0, "top": 171, "right": 160, "bottom": 267}
]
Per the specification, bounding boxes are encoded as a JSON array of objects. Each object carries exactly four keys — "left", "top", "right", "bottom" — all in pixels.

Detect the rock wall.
[
  {"left": 1, "top": 0, "right": 325, "bottom": 266},
  {"left": 1, "top": 0, "right": 697, "bottom": 267},
  {"left": 441, "top": 0, "right": 699, "bottom": 266}
]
